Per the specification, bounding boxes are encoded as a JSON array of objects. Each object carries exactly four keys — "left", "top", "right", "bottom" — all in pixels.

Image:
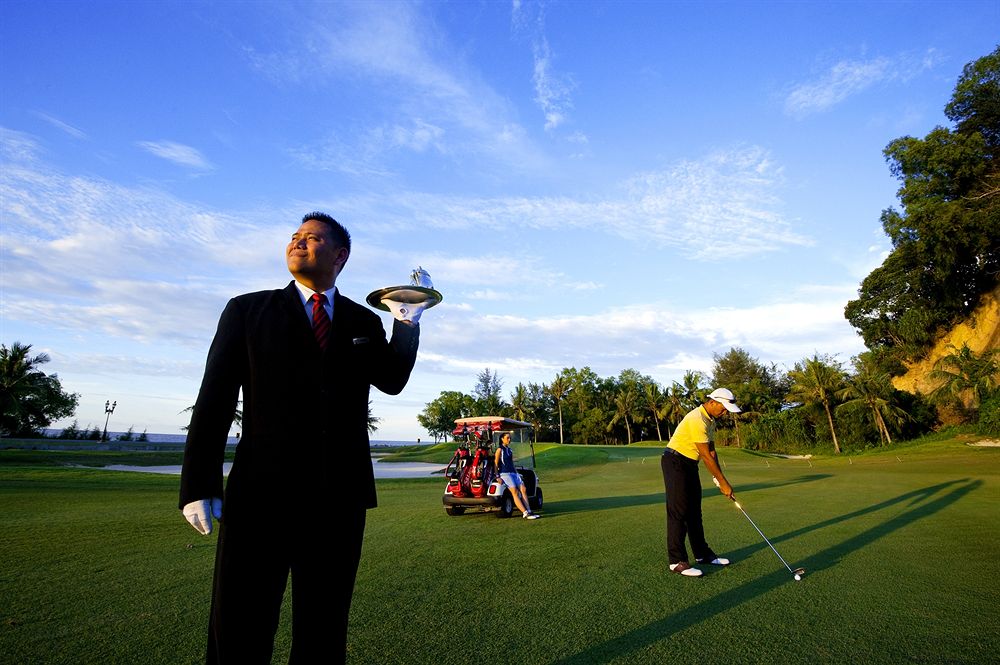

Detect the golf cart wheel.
[
  {"left": 445, "top": 506, "right": 466, "bottom": 516},
  {"left": 498, "top": 492, "right": 515, "bottom": 518},
  {"left": 530, "top": 488, "right": 543, "bottom": 511}
]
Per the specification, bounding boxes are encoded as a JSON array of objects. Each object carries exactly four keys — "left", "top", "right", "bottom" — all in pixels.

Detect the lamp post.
[{"left": 102, "top": 400, "right": 117, "bottom": 442}]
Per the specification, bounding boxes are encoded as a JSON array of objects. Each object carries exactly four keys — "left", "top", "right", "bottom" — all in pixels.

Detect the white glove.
[
  {"left": 381, "top": 299, "right": 428, "bottom": 324},
  {"left": 182, "top": 497, "right": 223, "bottom": 535}
]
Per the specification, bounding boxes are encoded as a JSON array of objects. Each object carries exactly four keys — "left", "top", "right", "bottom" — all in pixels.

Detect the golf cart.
[{"left": 441, "top": 416, "right": 542, "bottom": 518}]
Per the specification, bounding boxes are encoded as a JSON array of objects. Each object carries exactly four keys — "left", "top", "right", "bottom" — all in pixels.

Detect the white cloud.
[
  {"left": 411, "top": 288, "right": 865, "bottom": 393},
  {"left": 354, "top": 145, "right": 809, "bottom": 260},
  {"left": 136, "top": 140, "right": 214, "bottom": 170},
  {"left": 533, "top": 36, "right": 575, "bottom": 131},
  {"left": 1, "top": 127, "right": 42, "bottom": 162},
  {"left": 511, "top": 1, "right": 577, "bottom": 132},
  {"left": 32, "top": 112, "right": 88, "bottom": 139},
  {"left": 784, "top": 49, "right": 940, "bottom": 118},
  {"left": 251, "top": 3, "right": 547, "bottom": 174}
]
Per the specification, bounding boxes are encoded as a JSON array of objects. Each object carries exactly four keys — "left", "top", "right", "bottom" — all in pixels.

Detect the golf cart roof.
[{"left": 452, "top": 416, "right": 532, "bottom": 435}]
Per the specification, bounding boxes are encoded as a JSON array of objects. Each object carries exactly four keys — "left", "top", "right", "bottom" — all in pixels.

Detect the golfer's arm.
[{"left": 695, "top": 441, "right": 728, "bottom": 485}]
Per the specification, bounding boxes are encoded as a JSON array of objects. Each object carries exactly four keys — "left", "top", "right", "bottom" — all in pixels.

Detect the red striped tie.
[{"left": 311, "top": 293, "right": 330, "bottom": 351}]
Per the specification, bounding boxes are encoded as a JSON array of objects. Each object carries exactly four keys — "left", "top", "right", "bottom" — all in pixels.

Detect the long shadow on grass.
[
  {"left": 546, "top": 474, "right": 832, "bottom": 516},
  {"left": 551, "top": 478, "right": 980, "bottom": 664}
]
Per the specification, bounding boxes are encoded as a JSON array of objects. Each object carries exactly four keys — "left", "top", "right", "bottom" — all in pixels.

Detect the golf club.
[
  {"left": 731, "top": 497, "right": 805, "bottom": 581},
  {"left": 713, "top": 478, "right": 804, "bottom": 581}
]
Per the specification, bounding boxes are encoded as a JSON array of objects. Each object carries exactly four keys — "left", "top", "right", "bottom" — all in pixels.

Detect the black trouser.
[
  {"left": 206, "top": 507, "right": 367, "bottom": 664},
  {"left": 661, "top": 450, "right": 716, "bottom": 565}
]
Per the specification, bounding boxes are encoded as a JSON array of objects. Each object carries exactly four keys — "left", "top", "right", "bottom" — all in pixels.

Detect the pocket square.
[{"left": 352, "top": 337, "right": 369, "bottom": 345}]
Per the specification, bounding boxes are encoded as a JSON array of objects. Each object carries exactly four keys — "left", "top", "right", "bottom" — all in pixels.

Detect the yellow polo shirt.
[{"left": 666, "top": 405, "right": 716, "bottom": 461}]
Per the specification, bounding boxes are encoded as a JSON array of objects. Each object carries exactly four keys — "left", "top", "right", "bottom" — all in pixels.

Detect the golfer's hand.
[
  {"left": 382, "top": 299, "right": 428, "bottom": 324},
  {"left": 713, "top": 476, "right": 734, "bottom": 499},
  {"left": 182, "top": 497, "right": 222, "bottom": 535}
]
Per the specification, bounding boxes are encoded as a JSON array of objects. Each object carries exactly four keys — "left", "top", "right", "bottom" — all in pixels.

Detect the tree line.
[{"left": 417, "top": 344, "right": 1000, "bottom": 452}]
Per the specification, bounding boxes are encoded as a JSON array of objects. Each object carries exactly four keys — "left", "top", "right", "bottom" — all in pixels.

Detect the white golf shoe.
[{"left": 669, "top": 562, "right": 703, "bottom": 577}]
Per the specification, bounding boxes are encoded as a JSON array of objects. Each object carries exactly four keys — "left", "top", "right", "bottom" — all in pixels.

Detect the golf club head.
[{"left": 793, "top": 567, "right": 805, "bottom": 581}]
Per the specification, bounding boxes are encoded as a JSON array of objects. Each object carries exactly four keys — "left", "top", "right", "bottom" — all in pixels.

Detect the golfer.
[
  {"left": 661, "top": 388, "right": 739, "bottom": 577},
  {"left": 494, "top": 432, "right": 540, "bottom": 519}
]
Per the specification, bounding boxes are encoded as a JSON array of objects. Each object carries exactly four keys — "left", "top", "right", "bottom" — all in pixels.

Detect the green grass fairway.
[{"left": 1, "top": 438, "right": 998, "bottom": 664}]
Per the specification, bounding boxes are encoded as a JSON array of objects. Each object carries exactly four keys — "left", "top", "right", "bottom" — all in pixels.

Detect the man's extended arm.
[
  {"left": 179, "top": 299, "right": 245, "bottom": 532},
  {"left": 694, "top": 441, "right": 734, "bottom": 498}
]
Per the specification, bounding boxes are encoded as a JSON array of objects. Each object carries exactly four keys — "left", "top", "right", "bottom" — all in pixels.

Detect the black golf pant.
[
  {"left": 206, "top": 507, "right": 367, "bottom": 664},
  {"left": 661, "top": 450, "right": 716, "bottom": 565}
]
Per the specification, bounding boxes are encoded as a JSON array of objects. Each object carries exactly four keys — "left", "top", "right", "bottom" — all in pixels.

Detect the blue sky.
[{"left": 2, "top": 1, "right": 997, "bottom": 439}]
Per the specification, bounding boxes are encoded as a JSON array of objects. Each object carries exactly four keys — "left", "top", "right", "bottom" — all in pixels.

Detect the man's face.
[
  {"left": 705, "top": 400, "right": 729, "bottom": 419},
  {"left": 286, "top": 219, "right": 347, "bottom": 287}
]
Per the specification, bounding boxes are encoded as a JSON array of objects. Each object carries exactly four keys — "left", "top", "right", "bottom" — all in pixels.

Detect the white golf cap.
[{"left": 707, "top": 388, "right": 741, "bottom": 413}]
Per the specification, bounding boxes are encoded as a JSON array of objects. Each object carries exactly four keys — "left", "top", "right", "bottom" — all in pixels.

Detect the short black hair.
[{"left": 302, "top": 211, "right": 351, "bottom": 254}]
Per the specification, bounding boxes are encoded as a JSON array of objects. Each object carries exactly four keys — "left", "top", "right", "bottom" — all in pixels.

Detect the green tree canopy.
[
  {"left": 787, "top": 353, "right": 847, "bottom": 454},
  {"left": 845, "top": 45, "right": 1000, "bottom": 371},
  {"left": 837, "top": 352, "right": 910, "bottom": 446},
  {"left": 546, "top": 373, "right": 572, "bottom": 444},
  {"left": 1, "top": 342, "right": 79, "bottom": 437},
  {"left": 711, "top": 347, "right": 789, "bottom": 416},
  {"left": 472, "top": 368, "right": 507, "bottom": 415},
  {"left": 416, "top": 390, "right": 474, "bottom": 442}
]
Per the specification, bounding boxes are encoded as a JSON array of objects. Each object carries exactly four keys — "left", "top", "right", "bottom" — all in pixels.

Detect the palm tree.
[
  {"left": 510, "top": 383, "right": 530, "bottom": 423},
  {"left": 677, "top": 370, "right": 708, "bottom": 411},
  {"left": 607, "top": 384, "right": 644, "bottom": 444},
  {"left": 660, "top": 384, "right": 687, "bottom": 439},
  {"left": 787, "top": 354, "right": 846, "bottom": 454},
  {"left": 929, "top": 343, "right": 1000, "bottom": 416},
  {"left": 367, "top": 401, "right": 381, "bottom": 434},
  {"left": 0, "top": 342, "right": 48, "bottom": 433},
  {"left": 525, "top": 382, "right": 549, "bottom": 444},
  {"left": 0, "top": 342, "right": 78, "bottom": 436},
  {"left": 547, "top": 374, "right": 571, "bottom": 444},
  {"left": 729, "top": 379, "right": 776, "bottom": 447},
  {"left": 180, "top": 401, "right": 243, "bottom": 432},
  {"left": 837, "top": 362, "right": 909, "bottom": 446},
  {"left": 642, "top": 381, "right": 667, "bottom": 441}
]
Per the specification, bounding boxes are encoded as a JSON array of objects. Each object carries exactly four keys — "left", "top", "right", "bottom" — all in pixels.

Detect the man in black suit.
[{"left": 180, "top": 212, "right": 423, "bottom": 663}]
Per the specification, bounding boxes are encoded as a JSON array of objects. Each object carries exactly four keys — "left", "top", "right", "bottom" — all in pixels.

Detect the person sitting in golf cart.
[{"left": 494, "top": 432, "right": 540, "bottom": 520}]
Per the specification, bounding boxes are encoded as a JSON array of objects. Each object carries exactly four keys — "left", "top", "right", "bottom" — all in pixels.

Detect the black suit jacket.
[{"left": 179, "top": 282, "right": 419, "bottom": 519}]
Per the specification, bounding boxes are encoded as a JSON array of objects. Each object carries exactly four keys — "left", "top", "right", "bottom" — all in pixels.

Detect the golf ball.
[{"left": 794, "top": 574, "right": 801, "bottom": 581}]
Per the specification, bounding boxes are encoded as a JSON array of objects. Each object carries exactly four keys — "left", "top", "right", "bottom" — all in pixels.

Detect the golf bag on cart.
[
  {"left": 444, "top": 442, "right": 472, "bottom": 497},
  {"left": 468, "top": 438, "right": 495, "bottom": 498}
]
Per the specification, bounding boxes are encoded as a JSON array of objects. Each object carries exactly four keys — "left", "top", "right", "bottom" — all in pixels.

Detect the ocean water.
[{"left": 41, "top": 429, "right": 419, "bottom": 447}]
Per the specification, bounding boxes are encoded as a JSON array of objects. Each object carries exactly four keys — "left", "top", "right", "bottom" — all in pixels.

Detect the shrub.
[
  {"left": 58, "top": 421, "right": 82, "bottom": 439},
  {"left": 978, "top": 394, "right": 1000, "bottom": 436},
  {"left": 741, "top": 409, "right": 816, "bottom": 453}
]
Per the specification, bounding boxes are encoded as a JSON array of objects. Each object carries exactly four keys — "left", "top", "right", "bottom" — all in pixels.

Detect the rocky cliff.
[{"left": 892, "top": 282, "right": 1000, "bottom": 401}]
